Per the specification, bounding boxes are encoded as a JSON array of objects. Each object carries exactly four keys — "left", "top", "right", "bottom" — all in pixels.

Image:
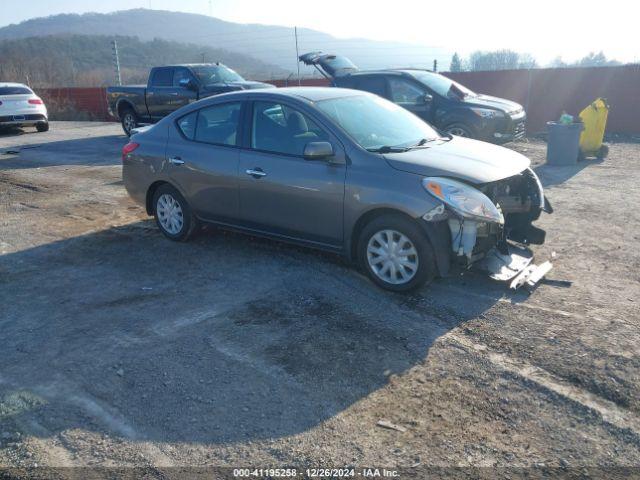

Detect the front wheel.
[
  {"left": 357, "top": 214, "right": 436, "bottom": 292},
  {"left": 445, "top": 123, "right": 473, "bottom": 138},
  {"left": 152, "top": 184, "right": 198, "bottom": 241}
]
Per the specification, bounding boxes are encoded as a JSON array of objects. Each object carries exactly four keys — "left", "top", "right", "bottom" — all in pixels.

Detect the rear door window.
[
  {"left": 194, "top": 102, "right": 242, "bottom": 146},
  {"left": 150, "top": 68, "right": 173, "bottom": 87},
  {"left": 354, "top": 76, "right": 388, "bottom": 97}
]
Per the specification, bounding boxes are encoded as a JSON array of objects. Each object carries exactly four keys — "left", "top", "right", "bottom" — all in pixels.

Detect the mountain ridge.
[{"left": 0, "top": 9, "right": 451, "bottom": 73}]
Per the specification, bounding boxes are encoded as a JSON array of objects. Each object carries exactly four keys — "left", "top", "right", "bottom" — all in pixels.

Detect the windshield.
[
  {"left": 410, "top": 71, "right": 476, "bottom": 99},
  {"left": 316, "top": 94, "right": 440, "bottom": 151},
  {"left": 192, "top": 65, "right": 245, "bottom": 85},
  {"left": 0, "top": 86, "right": 32, "bottom": 95}
]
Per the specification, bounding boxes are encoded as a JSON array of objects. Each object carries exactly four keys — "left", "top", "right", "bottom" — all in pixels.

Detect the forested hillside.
[{"left": 0, "top": 34, "right": 288, "bottom": 87}]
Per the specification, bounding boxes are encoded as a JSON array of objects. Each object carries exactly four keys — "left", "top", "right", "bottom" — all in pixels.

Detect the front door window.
[{"left": 251, "top": 102, "right": 330, "bottom": 156}]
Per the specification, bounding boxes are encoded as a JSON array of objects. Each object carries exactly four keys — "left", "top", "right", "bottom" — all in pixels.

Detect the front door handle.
[
  {"left": 246, "top": 168, "right": 266, "bottom": 178},
  {"left": 169, "top": 156, "right": 185, "bottom": 165}
]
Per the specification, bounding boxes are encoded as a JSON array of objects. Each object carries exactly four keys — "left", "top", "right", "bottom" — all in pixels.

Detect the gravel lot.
[{"left": 1, "top": 122, "right": 639, "bottom": 477}]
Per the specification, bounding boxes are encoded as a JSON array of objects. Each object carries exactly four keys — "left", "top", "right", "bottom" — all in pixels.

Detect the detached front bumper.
[{"left": 475, "top": 244, "right": 553, "bottom": 290}]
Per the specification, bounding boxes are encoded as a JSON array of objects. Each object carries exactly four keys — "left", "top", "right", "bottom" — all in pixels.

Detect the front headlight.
[
  {"left": 422, "top": 177, "right": 503, "bottom": 224},
  {"left": 470, "top": 108, "right": 504, "bottom": 119}
]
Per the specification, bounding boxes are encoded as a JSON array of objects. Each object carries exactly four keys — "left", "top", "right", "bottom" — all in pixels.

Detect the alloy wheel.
[{"left": 123, "top": 113, "right": 136, "bottom": 134}]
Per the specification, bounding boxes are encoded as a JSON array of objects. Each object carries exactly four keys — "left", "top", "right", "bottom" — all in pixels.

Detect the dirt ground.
[{"left": 1, "top": 122, "right": 639, "bottom": 478}]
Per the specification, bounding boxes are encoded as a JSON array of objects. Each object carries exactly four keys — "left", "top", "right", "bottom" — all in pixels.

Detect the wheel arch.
[
  {"left": 349, "top": 207, "right": 451, "bottom": 277},
  {"left": 145, "top": 180, "right": 170, "bottom": 215},
  {"left": 116, "top": 99, "right": 136, "bottom": 119}
]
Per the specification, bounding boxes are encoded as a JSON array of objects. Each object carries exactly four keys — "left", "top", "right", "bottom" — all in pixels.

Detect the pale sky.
[{"left": 1, "top": 0, "right": 637, "bottom": 64}]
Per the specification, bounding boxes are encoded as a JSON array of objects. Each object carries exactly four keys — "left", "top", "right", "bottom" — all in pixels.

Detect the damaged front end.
[{"left": 422, "top": 168, "right": 553, "bottom": 289}]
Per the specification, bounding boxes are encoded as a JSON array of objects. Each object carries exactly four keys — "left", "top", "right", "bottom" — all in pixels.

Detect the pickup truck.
[{"left": 107, "top": 63, "right": 274, "bottom": 135}]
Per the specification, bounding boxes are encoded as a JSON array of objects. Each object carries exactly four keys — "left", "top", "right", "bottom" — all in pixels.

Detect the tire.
[
  {"left": 597, "top": 144, "right": 609, "bottom": 160},
  {"left": 120, "top": 108, "right": 138, "bottom": 137},
  {"left": 36, "top": 121, "right": 49, "bottom": 132},
  {"left": 445, "top": 123, "right": 473, "bottom": 139},
  {"left": 152, "top": 184, "right": 198, "bottom": 241},
  {"left": 357, "top": 214, "right": 437, "bottom": 292}
]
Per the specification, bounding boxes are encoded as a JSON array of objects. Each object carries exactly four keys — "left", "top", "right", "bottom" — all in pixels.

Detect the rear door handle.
[
  {"left": 169, "top": 156, "right": 185, "bottom": 165},
  {"left": 246, "top": 168, "right": 266, "bottom": 178}
]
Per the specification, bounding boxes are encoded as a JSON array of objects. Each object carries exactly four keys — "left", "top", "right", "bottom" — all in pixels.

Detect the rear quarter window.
[{"left": 177, "top": 111, "right": 197, "bottom": 140}]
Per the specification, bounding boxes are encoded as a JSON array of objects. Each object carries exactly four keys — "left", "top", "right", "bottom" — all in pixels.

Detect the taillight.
[
  {"left": 122, "top": 142, "right": 140, "bottom": 161},
  {"left": 28, "top": 98, "right": 43, "bottom": 105}
]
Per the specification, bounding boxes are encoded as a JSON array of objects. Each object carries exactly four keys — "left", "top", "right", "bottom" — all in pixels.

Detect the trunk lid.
[
  {"left": 0, "top": 94, "right": 32, "bottom": 107},
  {"left": 299, "top": 52, "right": 359, "bottom": 78},
  {"left": 0, "top": 94, "right": 40, "bottom": 114}
]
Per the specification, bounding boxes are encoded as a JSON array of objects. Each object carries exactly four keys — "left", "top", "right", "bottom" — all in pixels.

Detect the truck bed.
[{"left": 106, "top": 85, "right": 148, "bottom": 121}]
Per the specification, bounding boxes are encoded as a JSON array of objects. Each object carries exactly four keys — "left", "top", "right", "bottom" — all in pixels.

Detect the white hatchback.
[{"left": 0, "top": 83, "right": 49, "bottom": 132}]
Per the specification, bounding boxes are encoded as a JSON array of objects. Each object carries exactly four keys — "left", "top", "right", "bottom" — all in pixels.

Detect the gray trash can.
[{"left": 546, "top": 121, "right": 584, "bottom": 166}]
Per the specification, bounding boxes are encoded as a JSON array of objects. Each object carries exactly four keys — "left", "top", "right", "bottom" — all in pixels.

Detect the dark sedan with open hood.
[{"left": 300, "top": 52, "right": 526, "bottom": 144}]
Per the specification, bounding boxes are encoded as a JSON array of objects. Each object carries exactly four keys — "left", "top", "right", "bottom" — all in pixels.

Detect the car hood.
[
  {"left": 464, "top": 94, "right": 523, "bottom": 114},
  {"left": 383, "top": 136, "right": 530, "bottom": 184}
]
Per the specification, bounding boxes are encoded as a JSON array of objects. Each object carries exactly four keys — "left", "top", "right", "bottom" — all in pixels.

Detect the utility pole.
[
  {"left": 201, "top": 52, "right": 206, "bottom": 63},
  {"left": 433, "top": 59, "right": 438, "bottom": 72},
  {"left": 111, "top": 39, "right": 122, "bottom": 86},
  {"left": 294, "top": 26, "right": 301, "bottom": 86}
]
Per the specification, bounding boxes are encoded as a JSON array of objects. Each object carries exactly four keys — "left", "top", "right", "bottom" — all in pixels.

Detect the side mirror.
[
  {"left": 303, "top": 141, "right": 334, "bottom": 160},
  {"left": 179, "top": 78, "right": 197, "bottom": 91},
  {"left": 423, "top": 93, "right": 433, "bottom": 104}
]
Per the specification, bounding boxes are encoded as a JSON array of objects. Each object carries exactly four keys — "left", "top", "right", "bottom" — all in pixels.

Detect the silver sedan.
[{"left": 122, "top": 87, "right": 551, "bottom": 291}]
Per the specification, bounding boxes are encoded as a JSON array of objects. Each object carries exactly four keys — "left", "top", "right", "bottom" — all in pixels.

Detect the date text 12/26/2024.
[{"left": 233, "top": 468, "right": 400, "bottom": 478}]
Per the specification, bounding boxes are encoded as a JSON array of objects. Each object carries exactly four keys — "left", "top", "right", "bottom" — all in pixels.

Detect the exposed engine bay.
[{"left": 422, "top": 168, "right": 554, "bottom": 289}]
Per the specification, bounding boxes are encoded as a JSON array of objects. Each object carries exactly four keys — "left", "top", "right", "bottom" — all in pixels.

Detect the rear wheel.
[
  {"left": 152, "top": 184, "right": 198, "bottom": 241},
  {"left": 445, "top": 123, "right": 473, "bottom": 138},
  {"left": 121, "top": 108, "right": 138, "bottom": 136},
  {"left": 36, "top": 121, "right": 49, "bottom": 132},
  {"left": 357, "top": 214, "right": 436, "bottom": 292}
]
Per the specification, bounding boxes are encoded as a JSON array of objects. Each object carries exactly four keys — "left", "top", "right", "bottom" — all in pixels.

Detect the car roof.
[
  {"left": 157, "top": 63, "right": 226, "bottom": 69},
  {"left": 0, "top": 82, "right": 31, "bottom": 88},
  {"left": 220, "top": 87, "right": 368, "bottom": 102},
  {"left": 345, "top": 69, "right": 437, "bottom": 78}
]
